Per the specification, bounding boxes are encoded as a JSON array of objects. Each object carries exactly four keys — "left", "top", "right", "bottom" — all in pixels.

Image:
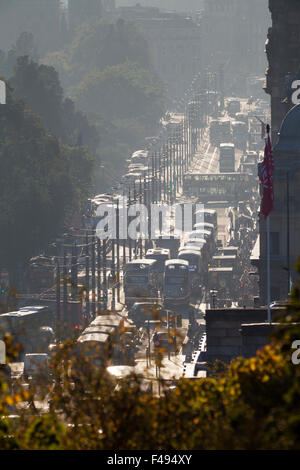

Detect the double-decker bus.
[
  {"left": 192, "top": 222, "right": 217, "bottom": 245},
  {"left": 219, "top": 143, "right": 235, "bottom": 173},
  {"left": 194, "top": 208, "right": 217, "bottom": 228},
  {"left": 212, "top": 255, "right": 237, "bottom": 270},
  {"left": 130, "top": 150, "right": 149, "bottom": 165},
  {"left": 208, "top": 267, "right": 235, "bottom": 307},
  {"left": 231, "top": 121, "right": 248, "bottom": 150},
  {"left": 75, "top": 315, "right": 136, "bottom": 368},
  {"left": 226, "top": 99, "right": 241, "bottom": 117},
  {"left": 154, "top": 236, "right": 181, "bottom": 260},
  {"left": 217, "top": 246, "right": 239, "bottom": 257},
  {"left": 178, "top": 242, "right": 210, "bottom": 292},
  {"left": 163, "top": 260, "right": 190, "bottom": 307},
  {"left": 145, "top": 248, "right": 171, "bottom": 289},
  {"left": 184, "top": 229, "right": 216, "bottom": 257},
  {"left": 124, "top": 259, "right": 159, "bottom": 307},
  {"left": 209, "top": 120, "right": 231, "bottom": 146}
]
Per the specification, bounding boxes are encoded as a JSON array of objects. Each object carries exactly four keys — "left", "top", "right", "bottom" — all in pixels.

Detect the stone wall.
[
  {"left": 205, "top": 308, "right": 273, "bottom": 363},
  {"left": 240, "top": 322, "right": 275, "bottom": 358}
]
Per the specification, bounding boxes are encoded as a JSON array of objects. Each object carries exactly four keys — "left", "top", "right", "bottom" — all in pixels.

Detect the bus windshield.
[
  {"left": 125, "top": 276, "right": 148, "bottom": 284},
  {"left": 165, "top": 276, "right": 187, "bottom": 285}
]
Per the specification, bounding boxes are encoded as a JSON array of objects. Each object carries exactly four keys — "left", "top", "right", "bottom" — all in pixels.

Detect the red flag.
[{"left": 260, "top": 130, "right": 274, "bottom": 219}]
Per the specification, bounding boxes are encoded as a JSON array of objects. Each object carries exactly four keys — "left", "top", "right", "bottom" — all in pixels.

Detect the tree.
[
  {"left": 0, "top": 273, "right": 300, "bottom": 450},
  {"left": 12, "top": 56, "right": 99, "bottom": 152},
  {"left": 42, "top": 17, "right": 166, "bottom": 193},
  {"left": 0, "top": 32, "right": 38, "bottom": 80},
  {"left": 0, "top": 86, "right": 94, "bottom": 287},
  {"left": 69, "top": 0, "right": 103, "bottom": 33},
  {"left": 71, "top": 62, "right": 165, "bottom": 129}
]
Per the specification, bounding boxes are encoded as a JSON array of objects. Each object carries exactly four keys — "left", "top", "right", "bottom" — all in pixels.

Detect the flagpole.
[{"left": 266, "top": 215, "right": 271, "bottom": 323}]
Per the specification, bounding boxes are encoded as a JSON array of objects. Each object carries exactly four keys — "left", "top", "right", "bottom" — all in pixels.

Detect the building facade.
[
  {"left": 201, "top": 0, "right": 270, "bottom": 96},
  {"left": 264, "top": 0, "right": 300, "bottom": 144},
  {"left": 112, "top": 5, "right": 202, "bottom": 101},
  {"left": 255, "top": 0, "right": 300, "bottom": 304}
]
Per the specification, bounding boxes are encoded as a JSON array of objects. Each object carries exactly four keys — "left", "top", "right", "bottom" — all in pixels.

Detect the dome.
[{"left": 274, "top": 104, "right": 300, "bottom": 153}]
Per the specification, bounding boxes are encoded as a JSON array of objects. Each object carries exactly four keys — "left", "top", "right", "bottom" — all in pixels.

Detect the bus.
[
  {"left": 163, "top": 260, "right": 190, "bottom": 307},
  {"left": 194, "top": 208, "right": 217, "bottom": 228},
  {"left": 212, "top": 255, "right": 237, "bottom": 269},
  {"left": 226, "top": 99, "right": 241, "bottom": 117},
  {"left": 192, "top": 222, "right": 217, "bottom": 245},
  {"left": 155, "top": 236, "right": 181, "bottom": 260},
  {"left": 130, "top": 150, "right": 149, "bottom": 165},
  {"left": 124, "top": 259, "right": 159, "bottom": 306},
  {"left": 76, "top": 315, "right": 136, "bottom": 368},
  {"left": 208, "top": 267, "right": 235, "bottom": 306},
  {"left": 217, "top": 246, "right": 239, "bottom": 257},
  {"left": 231, "top": 121, "right": 248, "bottom": 150},
  {"left": 178, "top": 245, "right": 209, "bottom": 292},
  {"left": 219, "top": 143, "right": 235, "bottom": 173},
  {"left": 184, "top": 230, "right": 216, "bottom": 256},
  {"left": 209, "top": 120, "right": 231, "bottom": 146},
  {"left": 145, "top": 248, "right": 171, "bottom": 289}
]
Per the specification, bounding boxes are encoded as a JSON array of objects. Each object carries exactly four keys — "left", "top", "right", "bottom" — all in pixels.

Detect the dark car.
[{"left": 128, "top": 302, "right": 164, "bottom": 326}]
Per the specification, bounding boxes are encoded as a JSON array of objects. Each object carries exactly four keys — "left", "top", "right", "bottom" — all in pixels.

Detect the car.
[
  {"left": 270, "top": 300, "right": 288, "bottom": 309},
  {"left": 23, "top": 353, "right": 51, "bottom": 383},
  {"left": 128, "top": 302, "right": 164, "bottom": 326},
  {"left": 152, "top": 328, "right": 176, "bottom": 351}
]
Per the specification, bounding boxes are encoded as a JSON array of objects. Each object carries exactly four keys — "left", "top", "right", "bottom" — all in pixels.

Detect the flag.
[{"left": 260, "top": 128, "right": 274, "bottom": 219}]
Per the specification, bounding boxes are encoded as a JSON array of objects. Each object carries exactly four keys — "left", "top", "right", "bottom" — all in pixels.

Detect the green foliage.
[
  {"left": 68, "top": 18, "right": 151, "bottom": 75},
  {"left": 12, "top": 56, "right": 99, "bottom": 152},
  {"left": 0, "top": 86, "right": 94, "bottom": 276},
  {"left": 23, "top": 414, "right": 66, "bottom": 450},
  {"left": 0, "top": 32, "right": 38, "bottom": 80},
  {"left": 71, "top": 62, "right": 165, "bottom": 125},
  {"left": 43, "top": 18, "right": 167, "bottom": 192},
  {"left": 0, "top": 294, "right": 299, "bottom": 450}
]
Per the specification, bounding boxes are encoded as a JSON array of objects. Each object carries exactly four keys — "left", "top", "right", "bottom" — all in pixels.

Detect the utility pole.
[
  {"left": 103, "top": 239, "right": 107, "bottom": 310},
  {"left": 287, "top": 171, "right": 291, "bottom": 296},
  {"left": 97, "top": 238, "right": 101, "bottom": 314},
  {"left": 56, "top": 260, "right": 61, "bottom": 340},
  {"left": 85, "top": 233, "right": 90, "bottom": 324},
  {"left": 63, "top": 244, "right": 67, "bottom": 336},
  {"left": 116, "top": 198, "right": 120, "bottom": 303},
  {"left": 91, "top": 235, "right": 96, "bottom": 319},
  {"left": 111, "top": 238, "right": 116, "bottom": 310},
  {"left": 71, "top": 242, "right": 78, "bottom": 301},
  {"left": 128, "top": 188, "right": 132, "bottom": 261}
]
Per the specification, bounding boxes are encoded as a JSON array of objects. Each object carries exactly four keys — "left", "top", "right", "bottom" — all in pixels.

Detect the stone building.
[
  {"left": 112, "top": 5, "right": 202, "bottom": 101},
  {"left": 254, "top": 105, "right": 300, "bottom": 303},
  {"left": 254, "top": 0, "right": 300, "bottom": 304},
  {"left": 264, "top": 0, "right": 300, "bottom": 144},
  {"left": 201, "top": 0, "right": 270, "bottom": 96}
]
